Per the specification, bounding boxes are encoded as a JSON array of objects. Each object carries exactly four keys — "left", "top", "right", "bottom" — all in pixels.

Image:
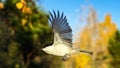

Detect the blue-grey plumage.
[{"left": 42, "top": 10, "right": 93, "bottom": 61}]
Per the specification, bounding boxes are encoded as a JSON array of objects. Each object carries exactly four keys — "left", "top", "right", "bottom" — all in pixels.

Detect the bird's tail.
[
  {"left": 72, "top": 47, "right": 93, "bottom": 55},
  {"left": 78, "top": 49, "right": 93, "bottom": 55}
]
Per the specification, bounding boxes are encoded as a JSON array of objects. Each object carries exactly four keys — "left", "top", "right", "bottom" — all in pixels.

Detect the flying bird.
[{"left": 42, "top": 10, "right": 93, "bottom": 61}]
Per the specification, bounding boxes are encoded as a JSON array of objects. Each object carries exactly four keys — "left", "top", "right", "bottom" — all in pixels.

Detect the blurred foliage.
[
  {"left": 0, "top": 0, "right": 63, "bottom": 68},
  {"left": 66, "top": 8, "right": 117, "bottom": 68},
  {"left": 108, "top": 30, "right": 120, "bottom": 68},
  {"left": 0, "top": 0, "right": 120, "bottom": 68}
]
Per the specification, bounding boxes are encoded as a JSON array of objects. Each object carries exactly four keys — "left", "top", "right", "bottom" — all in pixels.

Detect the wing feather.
[{"left": 48, "top": 10, "right": 72, "bottom": 44}]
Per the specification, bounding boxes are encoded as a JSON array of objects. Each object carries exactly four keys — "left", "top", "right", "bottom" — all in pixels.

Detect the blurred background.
[{"left": 0, "top": 0, "right": 120, "bottom": 68}]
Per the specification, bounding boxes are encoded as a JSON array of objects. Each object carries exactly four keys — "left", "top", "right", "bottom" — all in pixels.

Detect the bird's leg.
[
  {"left": 62, "top": 54, "right": 70, "bottom": 61},
  {"left": 78, "top": 49, "right": 93, "bottom": 55}
]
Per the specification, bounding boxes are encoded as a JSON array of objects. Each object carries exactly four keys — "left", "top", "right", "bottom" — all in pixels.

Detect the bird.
[{"left": 42, "top": 10, "right": 93, "bottom": 61}]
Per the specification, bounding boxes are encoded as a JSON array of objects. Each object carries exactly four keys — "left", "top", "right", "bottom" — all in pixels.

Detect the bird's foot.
[{"left": 62, "top": 54, "right": 70, "bottom": 61}]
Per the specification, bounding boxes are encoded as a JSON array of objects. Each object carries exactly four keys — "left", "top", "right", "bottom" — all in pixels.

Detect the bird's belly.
[{"left": 52, "top": 44, "right": 72, "bottom": 56}]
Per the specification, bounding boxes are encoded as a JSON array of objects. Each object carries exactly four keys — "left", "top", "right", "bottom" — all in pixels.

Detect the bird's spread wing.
[{"left": 48, "top": 10, "right": 72, "bottom": 44}]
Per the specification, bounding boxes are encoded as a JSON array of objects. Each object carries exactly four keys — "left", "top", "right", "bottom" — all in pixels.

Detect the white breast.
[
  {"left": 42, "top": 43, "right": 72, "bottom": 56},
  {"left": 53, "top": 43, "right": 72, "bottom": 56}
]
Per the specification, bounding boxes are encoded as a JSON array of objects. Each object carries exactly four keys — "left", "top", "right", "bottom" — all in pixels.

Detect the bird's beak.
[{"left": 41, "top": 48, "right": 45, "bottom": 51}]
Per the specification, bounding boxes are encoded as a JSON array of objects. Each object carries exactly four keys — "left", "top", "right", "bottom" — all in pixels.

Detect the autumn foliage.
[
  {"left": 67, "top": 10, "right": 117, "bottom": 68},
  {"left": 63, "top": 5, "right": 117, "bottom": 68},
  {"left": 0, "top": 0, "right": 119, "bottom": 68}
]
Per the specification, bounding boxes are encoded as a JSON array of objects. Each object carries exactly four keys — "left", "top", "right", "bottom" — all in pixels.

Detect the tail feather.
[{"left": 78, "top": 49, "right": 93, "bottom": 55}]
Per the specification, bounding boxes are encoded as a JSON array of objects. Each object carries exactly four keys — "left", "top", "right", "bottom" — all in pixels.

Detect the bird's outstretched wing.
[{"left": 48, "top": 10, "right": 72, "bottom": 44}]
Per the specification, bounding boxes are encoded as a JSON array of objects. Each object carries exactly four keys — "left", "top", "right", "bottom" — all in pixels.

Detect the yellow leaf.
[
  {"left": 16, "top": 2, "right": 23, "bottom": 9},
  {"left": 21, "top": 18, "right": 27, "bottom": 26},
  {"left": 26, "top": 7, "right": 32, "bottom": 14},
  {"left": 29, "top": 23, "right": 33, "bottom": 29},
  {"left": 21, "top": 0, "right": 26, "bottom": 5},
  {"left": 22, "top": 6, "right": 27, "bottom": 13},
  {"left": 0, "top": 3, "right": 4, "bottom": 9},
  {"left": 22, "top": 6, "right": 32, "bottom": 14}
]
